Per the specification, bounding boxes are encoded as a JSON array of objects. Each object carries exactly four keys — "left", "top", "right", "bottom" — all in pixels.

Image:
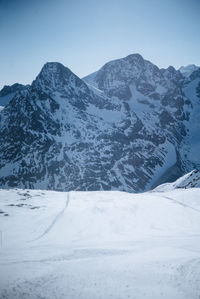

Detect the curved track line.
[
  {"left": 33, "top": 192, "right": 70, "bottom": 241},
  {"left": 153, "top": 194, "right": 200, "bottom": 213}
]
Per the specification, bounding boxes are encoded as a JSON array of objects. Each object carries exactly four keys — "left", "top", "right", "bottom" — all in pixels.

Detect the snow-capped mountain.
[
  {"left": 154, "top": 169, "right": 200, "bottom": 191},
  {"left": 0, "top": 54, "right": 200, "bottom": 191},
  {"left": 179, "top": 64, "right": 199, "bottom": 78},
  {"left": 83, "top": 54, "right": 200, "bottom": 188},
  {"left": 0, "top": 83, "right": 28, "bottom": 108}
]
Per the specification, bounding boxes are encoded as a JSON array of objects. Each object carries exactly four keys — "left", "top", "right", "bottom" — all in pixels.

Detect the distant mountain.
[
  {"left": 0, "top": 83, "right": 28, "bottom": 108},
  {"left": 154, "top": 169, "right": 200, "bottom": 191},
  {"left": 0, "top": 54, "right": 200, "bottom": 192},
  {"left": 179, "top": 64, "right": 199, "bottom": 78}
]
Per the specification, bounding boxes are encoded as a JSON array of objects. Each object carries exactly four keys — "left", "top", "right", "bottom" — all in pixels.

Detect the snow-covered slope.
[
  {"left": 154, "top": 169, "right": 200, "bottom": 191},
  {"left": 0, "top": 54, "right": 200, "bottom": 192},
  {"left": 0, "top": 188, "right": 200, "bottom": 298}
]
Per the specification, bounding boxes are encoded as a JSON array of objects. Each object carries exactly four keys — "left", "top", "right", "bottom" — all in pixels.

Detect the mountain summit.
[
  {"left": 32, "top": 62, "right": 87, "bottom": 94},
  {"left": 0, "top": 55, "right": 200, "bottom": 191},
  {"left": 179, "top": 64, "right": 199, "bottom": 78}
]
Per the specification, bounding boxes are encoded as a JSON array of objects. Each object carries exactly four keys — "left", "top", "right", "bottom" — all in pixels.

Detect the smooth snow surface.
[{"left": 0, "top": 188, "right": 200, "bottom": 298}]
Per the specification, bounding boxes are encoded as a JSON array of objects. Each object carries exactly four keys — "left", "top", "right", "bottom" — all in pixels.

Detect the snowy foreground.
[{"left": 0, "top": 188, "right": 200, "bottom": 299}]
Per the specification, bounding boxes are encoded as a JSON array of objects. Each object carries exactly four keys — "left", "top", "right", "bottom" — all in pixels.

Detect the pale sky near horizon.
[{"left": 0, "top": 0, "right": 200, "bottom": 89}]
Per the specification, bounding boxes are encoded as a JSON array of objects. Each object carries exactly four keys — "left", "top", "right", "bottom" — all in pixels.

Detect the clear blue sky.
[{"left": 0, "top": 0, "right": 200, "bottom": 88}]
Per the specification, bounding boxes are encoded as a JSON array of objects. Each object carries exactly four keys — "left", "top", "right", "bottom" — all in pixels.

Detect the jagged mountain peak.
[
  {"left": 0, "top": 53, "right": 200, "bottom": 192},
  {"left": 161, "top": 65, "right": 183, "bottom": 82},
  {"left": 0, "top": 83, "right": 26, "bottom": 97},
  {"left": 83, "top": 53, "right": 182, "bottom": 100},
  {"left": 123, "top": 53, "right": 160, "bottom": 72},
  {"left": 102, "top": 53, "right": 153, "bottom": 69},
  {"left": 32, "top": 62, "right": 87, "bottom": 93},
  {"left": 83, "top": 53, "right": 159, "bottom": 98},
  {"left": 0, "top": 83, "right": 29, "bottom": 108},
  {"left": 39, "top": 61, "right": 72, "bottom": 77},
  {"left": 166, "top": 65, "right": 177, "bottom": 73},
  {"left": 154, "top": 170, "right": 200, "bottom": 191},
  {"left": 179, "top": 64, "right": 199, "bottom": 78},
  {"left": 98, "top": 53, "right": 153, "bottom": 73},
  {"left": 123, "top": 53, "right": 145, "bottom": 64}
]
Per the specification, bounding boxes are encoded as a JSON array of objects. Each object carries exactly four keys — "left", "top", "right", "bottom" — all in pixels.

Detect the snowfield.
[{"left": 0, "top": 188, "right": 200, "bottom": 298}]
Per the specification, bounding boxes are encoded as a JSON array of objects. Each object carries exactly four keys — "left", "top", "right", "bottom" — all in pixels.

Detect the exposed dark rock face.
[
  {"left": 0, "top": 83, "right": 28, "bottom": 107},
  {"left": 0, "top": 55, "right": 199, "bottom": 192}
]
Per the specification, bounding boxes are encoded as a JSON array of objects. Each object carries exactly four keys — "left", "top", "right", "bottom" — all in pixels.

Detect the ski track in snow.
[
  {"left": 153, "top": 194, "right": 200, "bottom": 213},
  {"left": 0, "top": 248, "right": 136, "bottom": 266},
  {"left": 1, "top": 188, "right": 200, "bottom": 299},
  {"left": 34, "top": 192, "right": 70, "bottom": 240}
]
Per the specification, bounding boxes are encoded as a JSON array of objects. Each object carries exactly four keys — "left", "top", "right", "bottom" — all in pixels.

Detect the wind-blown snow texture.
[
  {"left": 0, "top": 186, "right": 200, "bottom": 298},
  {"left": 0, "top": 54, "right": 200, "bottom": 192}
]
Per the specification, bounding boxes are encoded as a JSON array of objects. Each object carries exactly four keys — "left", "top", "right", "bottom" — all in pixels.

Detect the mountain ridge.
[{"left": 0, "top": 53, "right": 200, "bottom": 192}]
